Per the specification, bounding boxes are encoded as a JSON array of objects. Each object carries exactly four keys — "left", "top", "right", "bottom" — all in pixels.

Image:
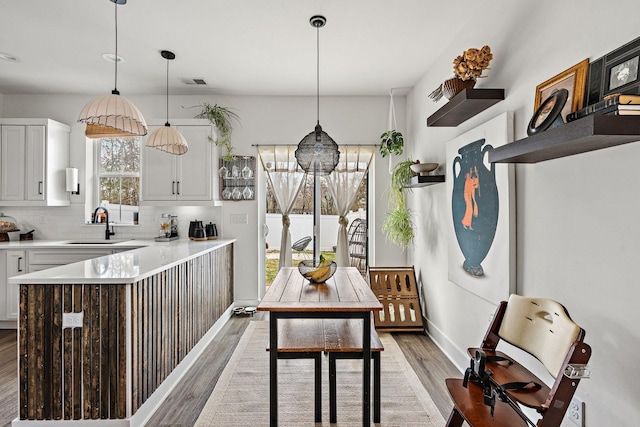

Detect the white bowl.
[{"left": 410, "top": 162, "right": 439, "bottom": 175}]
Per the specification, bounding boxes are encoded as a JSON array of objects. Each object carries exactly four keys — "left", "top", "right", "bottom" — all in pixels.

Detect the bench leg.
[
  {"left": 314, "top": 353, "right": 322, "bottom": 423},
  {"left": 445, "top": 407, "right": 465, "bottom": 427},
  {"left": 329, "top": 352, "right": 381, "bottom": 424},
  {"left": 373, "top": 352, "right": 380, "bottom": 423},
  {"left": 329, "top": 353, "right": 337, "bottom": 423}
]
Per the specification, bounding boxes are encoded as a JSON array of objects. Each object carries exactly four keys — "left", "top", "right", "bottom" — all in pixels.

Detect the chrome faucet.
[{"left": 93, "top": 206, "right": 115, "bottom": 240}]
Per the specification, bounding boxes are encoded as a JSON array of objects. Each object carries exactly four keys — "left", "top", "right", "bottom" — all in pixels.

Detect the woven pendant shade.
[
  {"left": 145, "top": 50, "right": 188, "bottom": 154},
  {"left": 146, "top": 123, "right": 188, "bottom": 154},
  {"left": 78, "top": 0, "right": 147, "bottom": 138},
  {"left": 79, "top": 92, "right": 148, "bottom": 138},
  {"left": 295, "top": 123, "right": 339, "bottom": 175},
  {"left": 295, "top": 15, "right": 340, "bottom": 176}
]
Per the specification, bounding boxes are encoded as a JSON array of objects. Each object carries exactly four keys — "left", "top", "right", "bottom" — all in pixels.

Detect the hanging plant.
[
  {"left": 379, "top": 130, "right": 404, "bottom": 157},
  {"left": 382, "top": 158, "right": 415, "bottom": 249},
  {"left": 193, "top": 102, "right": 240, "bottom": 161}
]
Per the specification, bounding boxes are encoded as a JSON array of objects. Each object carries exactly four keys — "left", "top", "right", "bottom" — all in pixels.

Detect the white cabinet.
[
  {"left": 0, "top": 119, "right": 70, "bottom": 206},
  {"left": 141, "top": 120, "right": 219, "bottom": 205},
  {"left": 0, "top": 250, "right": 26, "bottom": 321}
]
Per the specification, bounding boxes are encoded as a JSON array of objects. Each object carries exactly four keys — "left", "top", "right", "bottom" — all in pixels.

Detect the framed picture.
[
  {"left": 586, "top": 36, "right": 640, "bottom": 105},
  {"left": 534, "top": 59, "right": 589, "bottom": 123},
  {"left": 527, "top": 88, "right": 568, "bottom": 136},
  {"left": 446, "top": 112, "right": 515, "bottom": 305}
]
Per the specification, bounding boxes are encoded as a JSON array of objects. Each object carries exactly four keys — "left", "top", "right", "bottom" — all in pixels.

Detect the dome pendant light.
[
  {"left": 146, "top": 50, "right": 188, "bottom": 154},
  {"left": 78, "top": 0, "right": 147, "bottom": 138},
  {"left": 295, "top": 15, "right": 340, "bottom": 176}
]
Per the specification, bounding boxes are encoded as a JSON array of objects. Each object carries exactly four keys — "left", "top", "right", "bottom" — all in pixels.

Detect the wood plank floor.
[{"left": 0, "top": 313, "right": 460, "bottom": 426}]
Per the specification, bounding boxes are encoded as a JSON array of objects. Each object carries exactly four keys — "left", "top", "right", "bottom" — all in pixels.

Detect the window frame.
[{"left": 94, "top": 136, "right": 142, "bottom": 224}]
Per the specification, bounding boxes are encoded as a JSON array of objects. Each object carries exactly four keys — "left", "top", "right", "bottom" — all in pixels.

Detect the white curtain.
[
  {"left": 258, "top": 146, "right": 307, "bottom": 269},
  {"left": 325, "top": 145, "right": 375, "bottom": 267}
]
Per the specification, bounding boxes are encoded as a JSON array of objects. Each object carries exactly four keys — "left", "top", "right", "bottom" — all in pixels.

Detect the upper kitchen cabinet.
[
  {"left": 0, "top": 119, "right": 71, "bottom": 206},
  {"left": 141, "top": 120, "right": 220, "bottom": 205}
]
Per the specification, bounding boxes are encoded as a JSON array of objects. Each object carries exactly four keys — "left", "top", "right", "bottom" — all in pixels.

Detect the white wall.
[
  {"left": 0, "top": 93, "right": 406, "bottom": 303},
  {"left": 406, "top": 0, "right": 640, "bottom": 425}
]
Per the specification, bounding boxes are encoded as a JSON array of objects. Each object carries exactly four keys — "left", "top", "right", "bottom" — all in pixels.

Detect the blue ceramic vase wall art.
[{"left": 451, "top": 138, "right": 499, "bottom": 277}]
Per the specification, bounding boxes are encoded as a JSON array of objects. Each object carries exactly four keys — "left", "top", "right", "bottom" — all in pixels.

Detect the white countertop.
[
  {"left": 0, "top": 238, "right": 150, "bottom": 249},
  {"left": 7, "top": 239, "right": 235, "bottom": 285}
]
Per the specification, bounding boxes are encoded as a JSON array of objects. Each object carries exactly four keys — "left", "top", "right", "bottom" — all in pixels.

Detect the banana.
[{"left": 309, "top": 264, "right": 332, "bottom": 283}]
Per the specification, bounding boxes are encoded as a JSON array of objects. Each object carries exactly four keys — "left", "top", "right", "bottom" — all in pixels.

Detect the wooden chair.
[{"left": 445, "top": 294, "right": 591, "bottom": 427}]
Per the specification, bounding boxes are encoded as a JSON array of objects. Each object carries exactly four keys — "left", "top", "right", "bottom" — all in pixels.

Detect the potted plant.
[
  {"left": 379, "top": 130, "right": 404, "bottom": 158},
  {"left": 194, "top": 102, "right": 240, "bottom": 161},
  {"left": 382, "top": 158, "right": 415, "bottom": 249}
]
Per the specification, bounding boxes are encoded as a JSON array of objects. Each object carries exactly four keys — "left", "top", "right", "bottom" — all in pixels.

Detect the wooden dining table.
[{"left": 257, "top": 266, "right": 383, "bottom": 426}]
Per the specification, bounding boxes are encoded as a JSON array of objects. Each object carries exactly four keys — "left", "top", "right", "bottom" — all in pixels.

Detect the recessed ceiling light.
[
  {"left": 102, "top": 53, "right": 124, "bottom": 63},
  {"left": 0, "top": 52, "right": 18, "bottom": 62}
]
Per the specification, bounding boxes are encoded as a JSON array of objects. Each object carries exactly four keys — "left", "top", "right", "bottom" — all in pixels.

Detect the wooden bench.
[
  {"left": 324, "top": 319, "right": 384, "bottom": 424},
  {"left": 445, "top": 294, "right": 591, "bottom": 427},
  {"left": 266, "top": 319, "right": 325, "bottom": 422}
]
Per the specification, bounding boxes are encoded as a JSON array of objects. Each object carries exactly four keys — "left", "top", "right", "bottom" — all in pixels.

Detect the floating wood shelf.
[
  {"left": 427, "top": 88, "right": 505, "bottom": 127},
  {"left": 404, "top": 174, "right": 445, "bottom": 188},
  {"left": 489, "top": 115, "right": 640, "bottom": 163}
]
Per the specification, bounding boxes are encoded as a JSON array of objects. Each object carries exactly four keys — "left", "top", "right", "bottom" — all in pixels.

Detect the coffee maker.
[{"left": 155, "top": 213, "right": 179, "bottom": 241}]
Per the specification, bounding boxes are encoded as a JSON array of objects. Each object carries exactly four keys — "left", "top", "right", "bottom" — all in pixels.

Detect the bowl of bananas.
[{"left": 298, "top": 256, "right": 337, "bottom": 284}]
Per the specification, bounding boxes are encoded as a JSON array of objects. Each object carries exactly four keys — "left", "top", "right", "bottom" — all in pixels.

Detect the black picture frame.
[
  {"left": 586, "top": 36, "right": 640, "bottom": 105},
  {"left": 527, "top": 89, "right": 568, "bottom": 136}
]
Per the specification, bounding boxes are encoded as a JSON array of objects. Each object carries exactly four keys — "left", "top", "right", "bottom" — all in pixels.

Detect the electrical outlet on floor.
[{"left": 568, "top": 396, "right": 584, "bottom": 426}]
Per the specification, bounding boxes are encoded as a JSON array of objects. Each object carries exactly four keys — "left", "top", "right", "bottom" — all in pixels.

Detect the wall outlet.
[
  {"left": 230, "top": 214, "right": 248, "bottom": 225},
  {"left": 62, "top": 312, "right": 84, "bottom": 328},
  {"left": 568, "top": 396, "right": 584, "bottom": 426}
]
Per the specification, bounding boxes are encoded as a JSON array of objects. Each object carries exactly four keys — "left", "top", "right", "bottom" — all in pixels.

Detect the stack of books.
[{"left": 566, "top": 94, "right": 640, "bottom": 122}]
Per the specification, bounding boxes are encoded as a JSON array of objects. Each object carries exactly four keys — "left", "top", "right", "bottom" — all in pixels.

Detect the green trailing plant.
[
  {"left": 194, "top": 102, "right": 240, "bottom": 161},
  {"left": 382, "top": 158, "right": 415, "bottom": 249},
  {"left": 379, "top": 130, "right": 404, "bottom": 157}
]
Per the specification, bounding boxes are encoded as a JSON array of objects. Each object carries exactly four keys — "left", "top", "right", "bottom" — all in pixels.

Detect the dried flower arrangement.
[
  {"left": 453, "top": 46, "right": 493, "bottom": 81},
  {"left": 429, "top": 45, "right": 494, "bottom": 101}
]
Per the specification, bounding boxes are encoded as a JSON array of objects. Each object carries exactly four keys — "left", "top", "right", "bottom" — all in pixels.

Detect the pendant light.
[
  {"left": 78, "top": 0, "right": 147, "bottom": 138},
  {"left": 295, "top": 15, "right": 340, "bottom": 266},
  {"left": 295, "top": 15, "right": 340, "bottom": 176},
  {"left": 145, "top": 50, "right": 188, "bottom": 154}
]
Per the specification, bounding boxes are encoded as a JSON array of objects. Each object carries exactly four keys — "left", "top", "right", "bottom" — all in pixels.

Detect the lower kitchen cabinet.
[{"left": 1, "top": 250, "right": 26, "bottom": 321}]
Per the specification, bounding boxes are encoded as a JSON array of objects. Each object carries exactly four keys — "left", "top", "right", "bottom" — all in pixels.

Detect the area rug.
[{"left": 195, "top": 321, "right": 445, "bottom": 426}]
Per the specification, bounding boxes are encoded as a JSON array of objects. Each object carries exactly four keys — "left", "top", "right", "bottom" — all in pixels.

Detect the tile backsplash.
[{"left": 0, "top": 205, "right": 222, "bottom": 241}]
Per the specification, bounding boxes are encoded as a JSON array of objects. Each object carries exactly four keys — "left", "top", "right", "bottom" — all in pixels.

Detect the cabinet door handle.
[
  {"left": 18, "top": 256, "right": 23, "bottom": 272},
  {"left": 176, "top": 181, "right": 180, "bottom": 195},
  {"left": 172, "top": 181, "right": 176, "bottom": 195},
  {"left": 38, "top": 181, "right": 43, "bottom": 195}
]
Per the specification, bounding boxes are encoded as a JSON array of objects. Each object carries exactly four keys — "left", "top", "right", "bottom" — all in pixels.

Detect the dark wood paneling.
[{"left": 18, "top": 243, "right": 234, "bottom": 421}]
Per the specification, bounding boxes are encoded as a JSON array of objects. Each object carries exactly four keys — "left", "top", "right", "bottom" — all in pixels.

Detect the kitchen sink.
[{"left": 65, "top": 240, "right": 130, "bottom": 244}]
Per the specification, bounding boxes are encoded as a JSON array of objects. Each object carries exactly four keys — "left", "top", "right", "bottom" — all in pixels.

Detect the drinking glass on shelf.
[
  {"left": 232, "top": 187, "right": 242, "bottom": 200},
  {"left": 243, "top": 186, "right": 254, "bottom": 200},
  {"left": 218, "top": 165, "right": 229, "bottom": 179},
  {"left": 222, "top": 186, "right": 232, "bottom": 200},
  {"left": 231, "top": 165, "right": 239, "bottom": 178},
  {"left": 241, "top": 156, "right": 253, "bottom": 179}
]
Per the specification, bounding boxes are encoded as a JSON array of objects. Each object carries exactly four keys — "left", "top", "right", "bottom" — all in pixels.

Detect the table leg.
[
  {"left": 363, "top": 313, "right": 371, "bottom": 426},
  {"left": 269, "top": 314, "right": 278, "bottom": 427}
]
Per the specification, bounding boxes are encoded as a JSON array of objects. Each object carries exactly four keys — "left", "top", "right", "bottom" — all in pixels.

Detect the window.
[{"left": 96, "top": 137, "right": 140, "bottom": 223}]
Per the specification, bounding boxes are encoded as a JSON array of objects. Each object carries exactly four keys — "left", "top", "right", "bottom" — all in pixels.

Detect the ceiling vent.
[{"left": 182, "top": 78, "right": 208, "bottom": 86}]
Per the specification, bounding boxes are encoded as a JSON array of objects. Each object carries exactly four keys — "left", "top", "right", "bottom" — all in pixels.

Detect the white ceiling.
[{"left": 0, "top": 0, "right": 476, "bottom": 97}]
